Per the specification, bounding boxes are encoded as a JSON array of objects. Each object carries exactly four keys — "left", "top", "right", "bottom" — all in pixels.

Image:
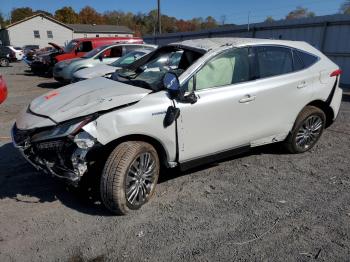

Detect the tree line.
[
  {"left": 0, "top": 6, "right": 218, "bottom": 36},
  {"left": 1, "top": 2, "right": 350, "bottom": 35}
]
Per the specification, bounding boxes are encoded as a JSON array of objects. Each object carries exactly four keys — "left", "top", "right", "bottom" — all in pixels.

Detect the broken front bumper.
[{"left": 11, "top": 124, "right": 95, "bottom": 185}]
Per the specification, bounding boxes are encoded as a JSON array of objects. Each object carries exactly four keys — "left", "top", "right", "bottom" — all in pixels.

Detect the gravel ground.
[{"left": 0, "top": 63, "right": 349, "bottom": 262}]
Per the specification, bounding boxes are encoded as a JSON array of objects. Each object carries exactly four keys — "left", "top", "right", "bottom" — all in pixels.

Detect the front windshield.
[
  {"left": 111, "top": 51, "right": 146, "bottom": 67},
  {"left": 64, "top": 41, "right": 78, "bottom": 53},
  {"left": 82, "top": 45, "right": 108, "bottom": 58},
  {"left": 113, "top": 47, "right": 203, "bottom": 91}
]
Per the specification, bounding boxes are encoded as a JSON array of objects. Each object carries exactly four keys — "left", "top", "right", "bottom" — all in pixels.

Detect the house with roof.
[{"left": 0, "top": 13, "right": 133, "bottom": 48}]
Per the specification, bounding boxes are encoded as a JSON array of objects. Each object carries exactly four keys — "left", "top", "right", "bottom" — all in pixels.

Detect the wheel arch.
[
  {"left": 101, "top": 134, "right": 170, "bottom": 168},
  {"left": 306, "top": 100, "right": 334, "bottom": 128}
]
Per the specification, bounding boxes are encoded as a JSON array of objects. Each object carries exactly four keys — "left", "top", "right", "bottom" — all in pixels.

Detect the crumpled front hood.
[
  {"left": 74, "top": 64, "right": 117, "bottom": 79},
  {"left": 29, "top": 77, "right": 152, "bottom": 123}
]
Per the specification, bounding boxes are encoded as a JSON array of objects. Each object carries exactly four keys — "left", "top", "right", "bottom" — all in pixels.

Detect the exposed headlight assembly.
[{"left": 31, "top": 116, "right": 94, "bottom": 143}]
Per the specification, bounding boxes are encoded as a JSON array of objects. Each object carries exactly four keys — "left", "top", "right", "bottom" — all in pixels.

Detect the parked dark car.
[
  {"left": 23, "top": 45, "right": 40, "bottom": 55},
  {"left": 0, "top": 46, "right": 16, "bottom": 67},
  {"left": 23, "top": 45, "right": 40, "bottom": 63},
  {"left": 29, "top": 43, "right": 64, "bottom": 76}
]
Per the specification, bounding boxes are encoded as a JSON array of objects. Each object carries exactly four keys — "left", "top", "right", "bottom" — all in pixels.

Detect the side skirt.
[{"left": 179, "top": 144, "right": 251, "bottom": 171}]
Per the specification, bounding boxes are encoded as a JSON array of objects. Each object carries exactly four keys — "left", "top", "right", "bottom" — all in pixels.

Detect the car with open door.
[
  {"left": 72, "top": 46, "right": 157, "bottom": 82},
  {"left": 29, "top": 43, "right": 64, "bottom": 75},
  {"left": 12, "top": 38, "right": 343, "bottom": 215},
  {"left": 54, "top": 37, "right": 143, "bottom": 64},
  {"left": 53, "top": 44, "right": 156, "bottom": 83}
]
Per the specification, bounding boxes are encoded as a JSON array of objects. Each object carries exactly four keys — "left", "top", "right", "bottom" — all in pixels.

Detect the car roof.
[
  {"left": 99, "top": 43, "right": 157, "bottom": 50},
  {"left": 72, "top": 37, "right": 143, "bottom": 42},
  {"left": 169, "top": 37, "right": 311, "bottom": 53}
]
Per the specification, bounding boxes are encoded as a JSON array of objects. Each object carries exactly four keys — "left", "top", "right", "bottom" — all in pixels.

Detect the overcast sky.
[{"left": 1, "top": 0, "right": 346, "bottom": 24}]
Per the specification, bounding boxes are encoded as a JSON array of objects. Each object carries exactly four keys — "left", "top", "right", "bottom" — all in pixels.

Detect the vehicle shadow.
[
  {"left": 37, "top": 82, "right": 65, "bottom": 89},
  {"left": 343, "top": 93, "right": 350, "bottom": 102},
  {"left": 0, "top": 141, "right": 285, "bottom": 216},
  {"left": 158, "top": 143, "right": 285, "bottom": 183},
  {"left": 12, "top": 69, "right": 53, "bottom": 78},
  {"left": 0, "top": 142, "right": 113, "bottom": 216}
]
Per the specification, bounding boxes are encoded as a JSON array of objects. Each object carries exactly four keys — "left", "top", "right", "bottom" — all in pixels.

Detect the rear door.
[{"left": 246, "top": 45, "right": 316, "bottom": 146}]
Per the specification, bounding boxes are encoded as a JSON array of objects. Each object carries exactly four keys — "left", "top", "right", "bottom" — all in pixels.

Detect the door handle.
[
  {"left": 239, "top": 94, "right": 256, "bottom": 103},
  {"left": 297, "top": 81, "right": 307, "bottom": 89}
]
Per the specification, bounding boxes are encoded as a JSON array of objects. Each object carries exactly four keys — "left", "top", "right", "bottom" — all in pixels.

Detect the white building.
[{"left": 0, "top": 13, "right": 133, "bottom": 48}]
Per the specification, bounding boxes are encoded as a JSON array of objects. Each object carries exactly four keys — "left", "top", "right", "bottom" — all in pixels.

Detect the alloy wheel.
[
  {"left": 125, "top": 152, "right": 157, "bottom": 207},
  {"left": 295, "top": 115, "right": 323, "bottom": 150}
]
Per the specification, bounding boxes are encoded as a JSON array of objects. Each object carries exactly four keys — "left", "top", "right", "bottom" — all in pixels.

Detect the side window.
[
  {"left": 78, "top": 41, "right": 93, "bottom": 52},
  {"left": 292, "top": 50, "right": 304, "bottom": 71},
  {"left": 145, "top": 51, "right": 183, "bottom": 70},
  {"left": 47, "top": 30, "right": 53, "bottom": 39},
  {"left": 124, "top": 45, "right": 140, "bottom": 53},
  {"left": 107, "top": 46, "right": 122, "bottom": 58},
  {"left": 295, "top": 50, "right": 318, "bottom": 68},
  {"left": 33, "top": 30, "right": 40, "bottom": 39},
  {"left": 256, "top": 46, "right": 293, "bottom": 78},
  {"left": 195, "top": 48, "right": 250, "bottom": 91}
]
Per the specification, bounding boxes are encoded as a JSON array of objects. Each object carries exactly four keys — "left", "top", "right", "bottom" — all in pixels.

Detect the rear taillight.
[{"left": 330, "top": 69, "right": 342, "bottom": 77}]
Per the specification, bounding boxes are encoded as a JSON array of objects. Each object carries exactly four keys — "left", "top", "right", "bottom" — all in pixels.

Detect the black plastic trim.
[
  {"left": 179, "top": 144, "right": 250, "bottom": 171},
  {"left": 326, "top": 77, "right": 338, "bottom": 105}
]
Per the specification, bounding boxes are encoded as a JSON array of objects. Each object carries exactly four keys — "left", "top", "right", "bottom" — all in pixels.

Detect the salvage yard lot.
[{"left": 0, "top": 62, "right": 349, "bottom": 261}]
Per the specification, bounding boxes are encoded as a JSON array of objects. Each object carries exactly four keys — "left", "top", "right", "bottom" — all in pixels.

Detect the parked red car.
[
  {"left": 0, "top": 75, "right": 8, "bottom": 104},
  {"left": 55, "top": 37, "right": 143, "bottom": 63}
]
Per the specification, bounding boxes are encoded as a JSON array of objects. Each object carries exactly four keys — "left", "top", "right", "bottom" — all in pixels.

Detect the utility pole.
[
  {"left": 157, "top": 0, "right": 161, "bottom": 35},
  {"left": 247, "top": 11, "right": 251, "bottom": 32}
]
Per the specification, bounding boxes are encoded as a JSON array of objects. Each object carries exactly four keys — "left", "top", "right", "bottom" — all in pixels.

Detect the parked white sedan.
[{"left": 12, "top": 38, "right": 342, "bottom": 215}]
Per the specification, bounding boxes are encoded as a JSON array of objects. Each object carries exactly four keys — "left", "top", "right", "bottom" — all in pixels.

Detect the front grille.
[{"left": 35, "top": 140, "right": 64, "bottom": 151}]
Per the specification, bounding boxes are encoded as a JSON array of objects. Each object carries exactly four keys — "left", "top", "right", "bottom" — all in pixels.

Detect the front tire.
[
  {"left": 284, "top": 106, "right": 326, "bottom": 153},
  {"left": 100, "top": 141, "right": 160, "bottom": 215},
  {"left": 0, "top": 58, "right": 9, "bottom": 67}
]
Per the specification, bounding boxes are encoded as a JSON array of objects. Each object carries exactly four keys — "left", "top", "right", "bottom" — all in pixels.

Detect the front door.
[
  {"left": 176, "top": 47, "right": 261, "bottom": 162},
  {"left": 100, "top": 46, "right": 123, "bottom": 64}
]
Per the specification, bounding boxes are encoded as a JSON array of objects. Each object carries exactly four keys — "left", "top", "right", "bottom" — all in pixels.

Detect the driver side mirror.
[
  {"left": 163, "top": 72, "right": 181, "bottom": 100},
  {"left": 98, "top": 54, "right": 103, "bottom": 61},
  {"left": 163, "top": 72, "right": 197, "bottom": 104}
]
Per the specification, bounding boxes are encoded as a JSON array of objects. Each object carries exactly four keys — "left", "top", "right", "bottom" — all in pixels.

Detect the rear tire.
[
  {"left": 0, "top": 58, "right": 9, "bottom": 67},
  {"left": 100, "top": 141, "right": 160, "bottom": 215},
  {"left": 284, "top": 106, "right": 326, "bottom": 153}
]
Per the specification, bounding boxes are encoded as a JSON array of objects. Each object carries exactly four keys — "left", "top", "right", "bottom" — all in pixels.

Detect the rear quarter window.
[{"left": 294, "top": 50, "right": 319, "bottom": 69}]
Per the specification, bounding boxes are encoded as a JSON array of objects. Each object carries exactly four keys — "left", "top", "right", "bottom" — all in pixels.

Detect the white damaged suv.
[{"left": 12, "top": 38, "right": 343, "bottom": 215}]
